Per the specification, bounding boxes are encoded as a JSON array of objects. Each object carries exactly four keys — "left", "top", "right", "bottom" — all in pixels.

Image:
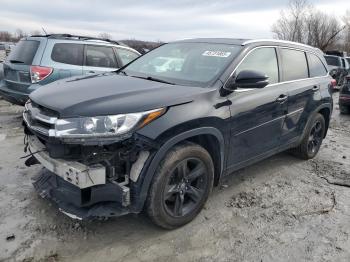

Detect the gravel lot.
[{"left": 0, "top": 92, "right": 350, "bottom": 262}]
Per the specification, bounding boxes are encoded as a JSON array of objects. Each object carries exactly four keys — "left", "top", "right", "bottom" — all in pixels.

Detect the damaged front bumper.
[
  {"left": 32, "top": 170, "right": 131, "bottom": 220},
  {"left": 28, "top": 135, "right": 140, "bottom": 220},
  {"left": 33, "top": 169, "right": 132, "bottom": 220}
]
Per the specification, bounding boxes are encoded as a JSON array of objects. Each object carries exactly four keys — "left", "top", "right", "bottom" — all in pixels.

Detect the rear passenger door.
[
  {"left": 83, "top": 45, "right": 119, "bottom": 74},
  {"left": 49, "top": 42, "right": 84, "bottom": 79},
  {"left": 279, "top": 48, "right": 324, "bottom": 143}
]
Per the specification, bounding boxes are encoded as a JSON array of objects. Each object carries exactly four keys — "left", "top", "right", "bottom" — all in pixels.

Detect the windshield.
[
  {"left": 324, "top": 56, "right": 340, "bottom": 67},
  {"left": 123, "top": 42, "right": 242, "bottom": 87}
]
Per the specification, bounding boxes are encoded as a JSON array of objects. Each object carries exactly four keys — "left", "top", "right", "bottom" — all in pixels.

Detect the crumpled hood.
[{"left": 30, "top": 73, "right": 209, "bottom": 117}]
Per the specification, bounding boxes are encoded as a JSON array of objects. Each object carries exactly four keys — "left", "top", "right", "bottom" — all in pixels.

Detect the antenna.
[{"left": 42, "top": 27, "right": 48, "bottom": 35}]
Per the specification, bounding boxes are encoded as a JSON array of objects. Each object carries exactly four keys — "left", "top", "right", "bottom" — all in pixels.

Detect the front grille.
[
  {"left": 23, "top": 101, "right": 59, "bottom": 137},
  {"left": 31, "top": 101, "right": 58, "bottom": 117}
]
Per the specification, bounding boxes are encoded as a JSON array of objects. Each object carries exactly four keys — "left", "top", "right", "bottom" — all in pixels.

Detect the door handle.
[
  {"left": 276, "top": 94, "right": 288, "bottom": 103},
  {"left": 87, "top": 71, "right": 95, "bottom": 74},
  {"left": 312, "top": 85, "right": 320, "bottom": 91}
]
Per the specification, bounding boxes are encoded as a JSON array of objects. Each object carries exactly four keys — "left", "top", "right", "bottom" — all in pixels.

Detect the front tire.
[
  {"left": 291, "top": 113, "right": 326, "bottom": 160},
  {"left": 146, "top": 142, "right": 214, "bottom": 229}
]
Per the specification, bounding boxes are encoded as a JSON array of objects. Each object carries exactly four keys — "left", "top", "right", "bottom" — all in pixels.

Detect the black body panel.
[{"left": 30, "top": 73, "right": 209, "bottom": 117}]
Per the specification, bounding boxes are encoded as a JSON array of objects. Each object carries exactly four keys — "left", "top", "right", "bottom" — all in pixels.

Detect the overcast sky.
[{"left": 0, "top": 0, "right": 348, "bottom": 41}]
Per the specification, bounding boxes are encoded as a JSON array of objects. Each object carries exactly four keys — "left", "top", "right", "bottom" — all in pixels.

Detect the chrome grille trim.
[{"left": 23, "top": 102, "right": 57, "bottom": 137}]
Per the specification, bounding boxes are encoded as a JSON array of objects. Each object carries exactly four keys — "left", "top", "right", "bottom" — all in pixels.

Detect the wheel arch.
[
  {"left": 135, "top": 127, "right": 225, "bottom": 211},
  {"left": 317, "top": 105, "right": 331, "bottom": 138}
]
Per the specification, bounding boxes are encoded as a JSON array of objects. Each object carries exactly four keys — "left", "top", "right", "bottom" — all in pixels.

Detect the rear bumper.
[{"left": 0, "top": 82, "right": 29, "bottom": 105}]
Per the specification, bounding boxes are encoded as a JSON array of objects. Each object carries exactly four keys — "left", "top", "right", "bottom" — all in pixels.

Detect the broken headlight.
[{"left": 54, "top": 108, "right": 166, "bottom": 138}]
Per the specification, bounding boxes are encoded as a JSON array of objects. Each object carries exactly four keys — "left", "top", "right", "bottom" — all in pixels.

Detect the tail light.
[
  {"left": 331, "top": 79, "right": 337, "bottom": 88},
  {"left": 30, "top": 66, "right": 53, "bottom": 83},
  {"left": 346, "top": 75, "right": 350, "bottom": 83}
]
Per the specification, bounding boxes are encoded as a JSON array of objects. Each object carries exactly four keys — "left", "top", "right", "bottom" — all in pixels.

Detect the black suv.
[{"left": 23, "top": 38, "right": 333, "bottom": 229}]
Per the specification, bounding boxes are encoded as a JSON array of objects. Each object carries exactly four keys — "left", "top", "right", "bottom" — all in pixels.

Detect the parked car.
[
  {"left": 0, "top": 43, "right": 6, "bottom": 62},
  {"left": 341, "top": 57, "right": 350, "bottom": 77},
  {"left": 23, "top": 38, "right": 333, "bottom": 229},
  {"left": 339, "top": 74, "right": 350, "bottom": 114},
  {"left": 0, "top": 34, "right": 140, "bottom": 105},
  {"left": 324, "top": 55, "right": 348, "bottom": 89},
  {"left": 346, "top": 57, "right": 350, "bottom": 65}
]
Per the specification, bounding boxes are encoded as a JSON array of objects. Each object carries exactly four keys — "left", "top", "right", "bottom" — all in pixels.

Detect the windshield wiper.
[
  {"left": 117, "top": 70, "right": 128, "bottom": 76},
  {"left": 9, "top": 60, "right": 25, "bottom": 64},
  {"left": 131, "top": 75, "right": 175, "bottom": 85}
]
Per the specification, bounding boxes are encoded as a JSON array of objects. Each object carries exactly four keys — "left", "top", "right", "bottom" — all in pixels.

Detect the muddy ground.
[{"left": 0, "top": 92, "right": 349, "bottom": 262}]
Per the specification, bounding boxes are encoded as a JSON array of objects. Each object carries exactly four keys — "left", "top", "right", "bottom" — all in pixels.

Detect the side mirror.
[{"left": 225, "top": 70, "right": 269, "bottom": 91}]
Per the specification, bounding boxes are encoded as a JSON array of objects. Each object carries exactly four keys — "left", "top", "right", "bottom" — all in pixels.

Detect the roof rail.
[
  {"left": 30, "top": 33, "right": 127, "bottom": 46},
  {"left": 242, "top": 39, "right": 314, "bottom": 49}
]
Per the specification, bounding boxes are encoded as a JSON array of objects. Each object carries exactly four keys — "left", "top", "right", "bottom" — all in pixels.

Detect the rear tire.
[
  {"left": 290, "top": 113, "right": 325, "bottom": 160},
  {"left": 146, "top": 142, "right": 214, "bottom": 229}
]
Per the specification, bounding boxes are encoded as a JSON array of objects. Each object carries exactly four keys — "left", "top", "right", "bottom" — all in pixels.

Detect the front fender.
[{"left": 132, "top": 127, "right": 225, "bottom": 212}]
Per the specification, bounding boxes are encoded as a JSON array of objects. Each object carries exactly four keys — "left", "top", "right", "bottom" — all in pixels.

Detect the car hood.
[{"left": 30, "top": 73, "right": 210, "bottom": 117}]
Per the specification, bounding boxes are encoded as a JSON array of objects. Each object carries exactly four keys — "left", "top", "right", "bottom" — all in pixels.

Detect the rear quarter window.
[
  {"left": 280, "top": 48, "right": 308, "bottom": 81},
  {"left": 307, "top": 53, "right": 327, "bottom": 77},
  {"left": 324, "top": 56, "right": 340, "bottom": 67},
  {"left": 7, "top": 40, "right": 40, "bottom": 65},
  {"left": 51, "top": 43, "right": 84, "bottom": 66}
]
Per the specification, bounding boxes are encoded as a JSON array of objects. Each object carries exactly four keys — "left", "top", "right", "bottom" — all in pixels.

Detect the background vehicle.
[
  {"left": 0, "top": 43, "right": 6, "bottom": 62},
  {"left": 324, "top": 54, "right": 349, "bottom": 89},
  {"left": 345, "top": 56, "right": 350, "bottom": 65},
  {"left": 339, "top": 74, "right": 350, "bottom": 114},
  {"left": 0, "top": 34, "right": 140, "bottom": 105},
  {"left": 24, "top": 39, "right": 333, "bottom": 229}
]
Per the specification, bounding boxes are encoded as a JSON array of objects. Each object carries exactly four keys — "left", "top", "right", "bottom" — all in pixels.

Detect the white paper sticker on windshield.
[{"left": 202, "top": 51, "right": 231, "bottom": 57}]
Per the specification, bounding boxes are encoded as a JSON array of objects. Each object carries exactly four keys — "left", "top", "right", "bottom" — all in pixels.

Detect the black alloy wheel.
[
  {"left": 307, "top": 120, "right": 323, "bottom": 155},
  {"left": 163, "top": 158, "right": 208, "bottom": 217},
  {"left": 146, "top": 142, "right": 214, "bottom": 229}
]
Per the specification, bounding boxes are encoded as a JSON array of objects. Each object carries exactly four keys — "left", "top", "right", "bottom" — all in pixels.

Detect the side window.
[
  {"left": 280, "top": 49, "right": 308, "bottom": 81},
  {"left": 116, "top": 48, "right": 139, "bottom": 66},
  {"left": 85, "top": 45, "right": 117, "bottom": 68},
  {"left": 307, "top": 53, "right": 327, "bottom": 77},
  {"left": 51, "top": 43, "right": 84, "bottom": 66},
  {"left": 236, "top": 47, "right": 279, "bottom": 84}
]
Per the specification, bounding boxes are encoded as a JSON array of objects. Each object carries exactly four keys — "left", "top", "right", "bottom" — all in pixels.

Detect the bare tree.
[
  {"left": 272, "top": 0, "right": 345, "bottom": 51},
  {"left": 15, "top": 28, "right": 27, "bottom": 40},
  {"left": 272, "top": 0, "right": 309, "bottom": 43},
  {"left": 30, "top": 30, "right": 41, "bottom": 36},
  {"left": 342, "top": 10, "right": 350, "bottom": 53},
  {"left": 306, "top": 11, "right": 345, "bottom": 50},
  {"left": 0, "top": 31, "right": 12, "bottom": 42},
  {"left": 98, "top": 32, "right": 112, "bottom": 39}
]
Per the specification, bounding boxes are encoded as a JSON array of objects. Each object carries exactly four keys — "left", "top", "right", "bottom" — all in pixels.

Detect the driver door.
[{"left": 226, "top": 47, "right": 288, "bottom": 168}]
